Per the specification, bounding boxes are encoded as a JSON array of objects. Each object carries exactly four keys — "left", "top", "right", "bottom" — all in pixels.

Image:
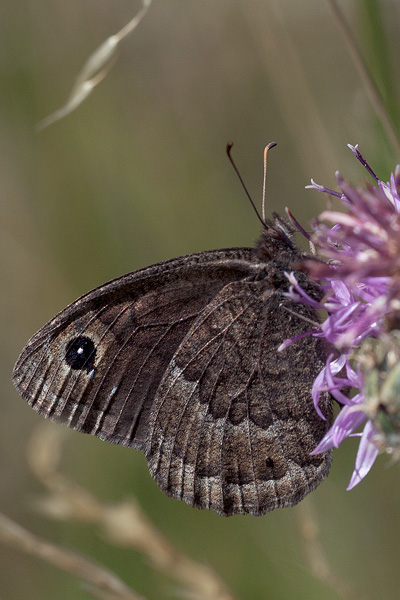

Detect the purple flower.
[{"left": 281, "top": 145, "right": 400, "bottom": 489}]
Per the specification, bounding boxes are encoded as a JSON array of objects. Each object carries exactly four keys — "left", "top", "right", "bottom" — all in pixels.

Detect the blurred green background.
[{"left": 2, "top": 1, "right": 400, "bottom": 599}]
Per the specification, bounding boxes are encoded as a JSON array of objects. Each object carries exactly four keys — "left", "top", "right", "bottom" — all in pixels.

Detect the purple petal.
[
  {"left": 284, "top": 272, "right": 324, "bottom": 309},
  {"left": 379, "top": 180, "right": 399, "bottom": 210},
  {"left": 312, "top": 354, "right": 347, "bottom": 418},
  {"left": 330, "top": 405, "right": 366, "bottom": 446},
  {"left": 277, "top": 329, "right": 318, "bottom": 352},
  {"left": 305, "top": 179, "right": 341, "bottom": 198},
  {"left": 347, "top": 144, "right": 380, "bottom": 182},
  {"left": 347, "top": 420, "right": 379, "bottom": 490},
  {"left": 319, "top": 210, "right": 364, "bottom": 229},
  {"left": 345, "top": 361, "right": 362, "bottom": 388},
  {"left": 324, "top": 360, "right": 354, "bottom": 405},
  {"left": 311, "top": 427, "right": 337, "bottom": 453},
  {"left": 312, "top": 404, "right": 367, "bottom": 454},
  {"left": 330, "top": 280, "right": 354, "bottom": 304}
]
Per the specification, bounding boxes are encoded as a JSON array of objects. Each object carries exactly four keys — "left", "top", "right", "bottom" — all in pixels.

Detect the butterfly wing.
[
  {"left": 13, "top": 246, "right": 332, "bottom": 516},
  {"left": 146, "top": 278, "right": 332, "bottom": 516},
  {"left": 13, "top": 249, "right": 258, "bottom": 450}
]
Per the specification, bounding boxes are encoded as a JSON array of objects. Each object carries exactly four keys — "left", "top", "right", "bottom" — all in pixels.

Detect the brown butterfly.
[{"left": 13, "top": 214, "right": 332, "bottom": 516}]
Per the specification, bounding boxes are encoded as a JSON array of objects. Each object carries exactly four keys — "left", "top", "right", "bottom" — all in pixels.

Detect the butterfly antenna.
[
  {"left": 262, "top": 141, "right": 277, "bottom": 223},
  {"left": 226, "top": 142, "right": 266, "bottom": 229}
]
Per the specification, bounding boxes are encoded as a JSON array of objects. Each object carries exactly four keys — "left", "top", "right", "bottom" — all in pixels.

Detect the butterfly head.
[
  {"left": 254, "top": 213, "right": 323, "bottom": 302},
  {"left": 255, "top": 213, "right": 300, "bottom": 262}
]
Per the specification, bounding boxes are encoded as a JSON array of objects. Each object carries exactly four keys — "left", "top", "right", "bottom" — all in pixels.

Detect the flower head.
[{"left": 282, "top": 145, "right": 400, "bottom": 489}]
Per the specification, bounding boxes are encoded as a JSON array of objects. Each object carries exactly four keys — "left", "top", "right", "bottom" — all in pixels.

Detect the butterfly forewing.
[{"left": 13, "top": 249, "right": 258, "bottom": 450}]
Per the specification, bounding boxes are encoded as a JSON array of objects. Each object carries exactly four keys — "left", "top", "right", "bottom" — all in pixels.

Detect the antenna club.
[{"left": 226, "top": 141, "right": 234, "bottom": 156}]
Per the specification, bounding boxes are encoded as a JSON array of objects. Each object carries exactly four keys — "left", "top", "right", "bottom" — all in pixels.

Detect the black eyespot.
[
  {"left": 65, "top": 336, "right": 96, "bottom": 372},
  {"left": 265, "top": 457, "right": 274, "bottom": 469}
]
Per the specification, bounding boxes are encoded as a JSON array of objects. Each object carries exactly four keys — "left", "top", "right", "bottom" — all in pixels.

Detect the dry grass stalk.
[
  {"left": 296, "top": 501, "right": 365, "bottom": 600},
  {"left": 0, "top": 511, "right": 145, "bottom": 600},
  {"left": 37, "top": 0, "right": 153, "bottom": 130},
  {"left": 27, "top": 425, "right": 237, "bottom": 600}
]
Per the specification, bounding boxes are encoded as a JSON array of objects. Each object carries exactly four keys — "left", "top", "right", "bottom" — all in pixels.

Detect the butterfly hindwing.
[{"left": 146, "top": 279, "right": 332, "bottom": 516}]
